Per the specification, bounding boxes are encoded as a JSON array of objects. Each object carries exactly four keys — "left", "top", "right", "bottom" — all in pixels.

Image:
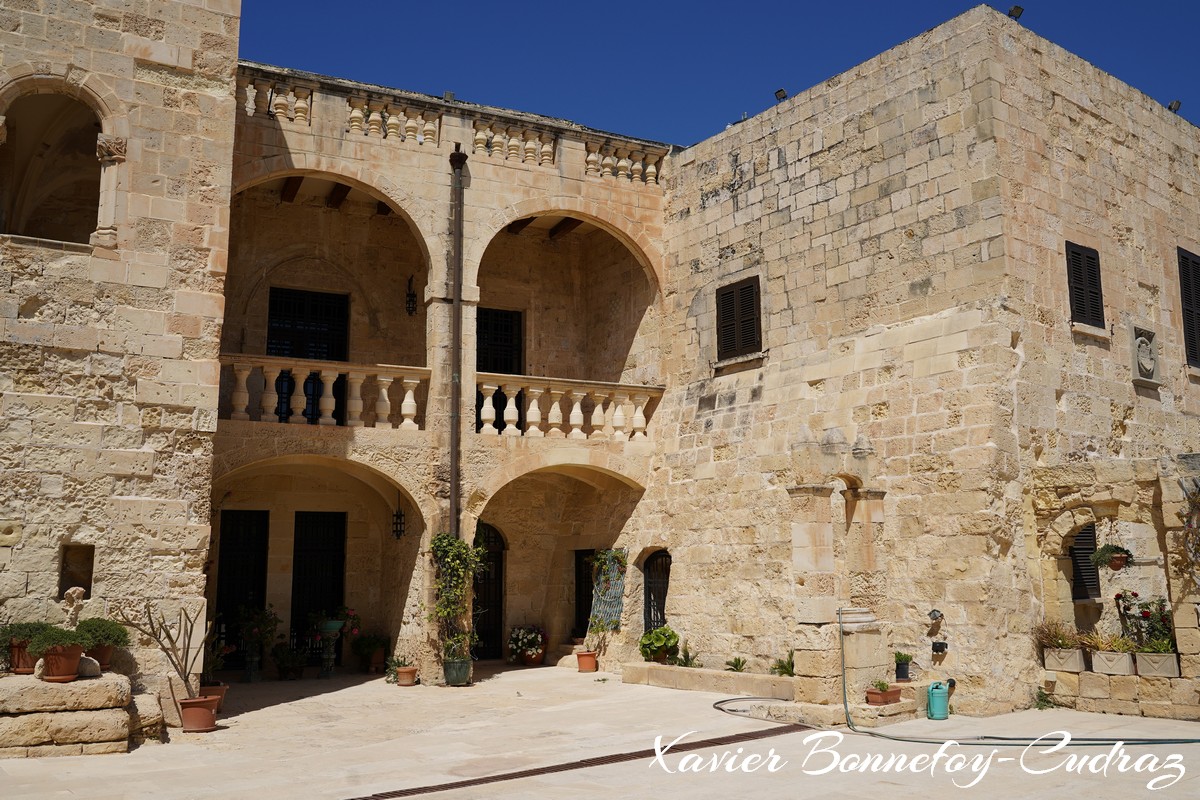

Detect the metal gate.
[
  {"left": 214, "top": 510, "right": 270, "bottom": 670},
  {"left": 472, "top": 523, "right": 506, "bottom": 660},
  {"left": 291, "top": 511, "right": 347, "bottom": 664},
  {"left": 643, "top": 550, "right": 672, "bottom": 632}
]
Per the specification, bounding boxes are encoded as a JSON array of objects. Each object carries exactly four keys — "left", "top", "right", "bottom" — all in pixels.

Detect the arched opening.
[
  {"left": 473, "top": 213, "right": 660, "bottom": 433},
  {"left": 643, "top": 549, "right": 671, "bottom": 633},
  {"left": 220, "top": 173, "right": 429, "bottom": 426},
  {"left": 472, "top": 465, "right": 644, "bottom": 663},
  {"left": 208, "top": 458, "right": 423, "bottom": 676},
  {"left": 0, "top": 93, "right": 101, "bottom": 243},
  {"left": 472, "top": 523, "right": 506, "bottom": 660}
]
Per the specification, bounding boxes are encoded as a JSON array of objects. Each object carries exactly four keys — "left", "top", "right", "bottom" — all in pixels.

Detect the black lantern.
[
  {"left": 405, "top": 276, "right": 418, "bottom": 316},
  {"left": 392, "top": 508, "right": 405, "bottom": 539}
]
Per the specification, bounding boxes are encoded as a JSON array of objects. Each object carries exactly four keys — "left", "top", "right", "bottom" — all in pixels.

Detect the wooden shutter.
[
  {"left": 716, "top": 277, "right": 761, "bottom": 360},
  {"left": 1066, "top": 242, "right": 1104, "bottom": 328},
  {"left": 1180, "top": 248, "right": 1200, "bottom": 368},
  {"left": 1068, "top": 523, "right": 1101, "bottom": 601}
]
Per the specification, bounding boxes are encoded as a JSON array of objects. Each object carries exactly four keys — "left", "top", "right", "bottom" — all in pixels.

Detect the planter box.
[
  {"left": 866, "top": 687, "right": 902, "bottom": 705},
  {"left": 1044, "top": 648, "right": 1085, "bottom": 672},
  {"left": 1135, "top": 652, "right": 1179, "bottom": 678},
  {"left": 1090, "top": 651, "right": 1135, "bottom": 675}
]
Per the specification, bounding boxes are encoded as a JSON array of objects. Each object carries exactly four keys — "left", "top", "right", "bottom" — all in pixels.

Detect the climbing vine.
[{"left": 430, "top": 532, "right": 486, "bottom": 661}]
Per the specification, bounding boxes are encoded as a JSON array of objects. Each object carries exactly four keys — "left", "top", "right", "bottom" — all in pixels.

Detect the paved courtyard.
[{"left": 1, "top": 665, "right": 1198, "bottom": 798}]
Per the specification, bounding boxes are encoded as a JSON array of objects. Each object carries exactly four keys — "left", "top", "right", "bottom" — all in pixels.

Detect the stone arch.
[
  {"left": 462, "top": 449, "right": 646, "bottom": 532},
  {"left": 469, "top": 196, "right": 665, "bottom": 295},
  {"left": 212, "top": 453, "right": 436, "bottom": 537},
  {"left": 0, "top": 66, "right": 128, "bottom": 137},
  {"left": 231, "top": 158, "right": 434, "bottom": 271}
]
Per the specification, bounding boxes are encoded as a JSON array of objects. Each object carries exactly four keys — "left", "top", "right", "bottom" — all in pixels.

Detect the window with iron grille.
[
  {"left": 1179, "top": 248, "right": 1200, "bottom": 368},
  {"left": 716, "top": 276, "right": 762, "bottom": 360},
  {"left": 1066, "top": 242, "right": 1104, "bottom": 329},
  {"left": 1068, "top": 523, "right": 1101, "bottom": 601},
  {"left": 643, "top": 550, "right": 672, "bottom": 633}
]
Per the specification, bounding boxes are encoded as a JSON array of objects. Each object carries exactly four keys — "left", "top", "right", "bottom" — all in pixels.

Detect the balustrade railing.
[
  {"left": 475, "top": 373, "right": 663, "bottom": 440},
  {"left": 220, "top": 354, "right": 429, "bottom": 430}
]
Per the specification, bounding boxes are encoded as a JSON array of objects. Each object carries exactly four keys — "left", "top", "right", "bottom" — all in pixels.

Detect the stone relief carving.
[
  {"left": 1132, "top": 325, "right": 1161, "bottom": 388},
  {"left": 96, "top": 133, "right": 127, "bottom": 163}
]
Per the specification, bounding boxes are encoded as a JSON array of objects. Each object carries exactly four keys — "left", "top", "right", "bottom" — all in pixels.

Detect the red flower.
[
  {"left": 1114, "top": 593, "right": 1122, "bottom": 600},
  {"left": 1141, "top": 610, "right": 1151, "bottom": 618},
  {"left": 351, "top": 628, "right": 359, "bottom": 636},
  {"left": 1131, "top": 592, "right": 1139, "bottom": 598}
]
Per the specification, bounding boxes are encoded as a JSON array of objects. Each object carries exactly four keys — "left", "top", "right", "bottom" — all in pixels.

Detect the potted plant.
[
  {"left": 201, "top": 638, "right": 236, "bottom": 710},
  {"left": 237, "top": 604, "right": 281, "bottom": 682},
  {"left": 271, "top": 638, "right": 308, "bottom": 680},
  {"left": 1032, "top": 620, "right": 1085, "bottom": 672},
  {"left": 1121, "top": 595, "right": 1180, "bottom": 677},
  {"left": 576, "top": 615, "right": 615, "bottom": 673},
  {"left": 28, "top": 625, "right": 92, "bottom": 683},
  {"left": 2, "top": 621, "right": 53, "bottom": 674},
  {"left": 1079, "top": 630, "right": 1136, "bottom": 675},
  {"left": 385, "top": 656, "right": 418, "bottom": 686},
  {"left": 639, "top": 624, "right": 680, "bottom": 663},
  {"left": 430, "top": 532, "right": 486, "bottom": 686},
  {"left": 77, "top": 617, "right": 131, "bottom": 671},
  {"left": 894, "top": 650, "right": 914, "bottom": 681},
  {"left": 1090, "top": 544, "right": 1133, "bottom": 571},
  {"left": 507, "top": 624, "right": 548, "bottom": 666},
  {"left": 116, "top": 602, "right": 220, "bottom": 732},
  {"left": 351, "top": 632, "right": 390, "bottom": 673},
  {"left": 866, "top": 679, "right": 901, "bottom": 705}
]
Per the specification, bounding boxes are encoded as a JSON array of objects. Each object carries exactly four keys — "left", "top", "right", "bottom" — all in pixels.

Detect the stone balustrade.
[
  {"left": 584, "top": 141, "right": 661, "bottom": 184},
  {"left": 235, "top": 63, "right": 670, "bottom": 186},
  {"left": 475, "top": 373, "right": 663, "bottom": 440},
  {"left": 471, "top": 120, "right": 556, "bottom": 166},
  {"left": 220, "top": 354, "right": 430, "bottom": 430}
]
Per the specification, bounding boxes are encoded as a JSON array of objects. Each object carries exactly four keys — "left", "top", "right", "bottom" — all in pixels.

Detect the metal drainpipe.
[{"left": 448, "top": 144, "right": 467, "bottom": 540}]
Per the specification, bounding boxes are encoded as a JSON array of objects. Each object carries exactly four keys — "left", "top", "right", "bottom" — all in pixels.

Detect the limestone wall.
[
  {"left": 0, "top": 0, "right": 241, "bottom": 672},
  {"left": 638, "top": 6, "right": 1028, "bottom": 712},
  {"left": 991, "top": 16, "right": 1200, "bottom": 681}
]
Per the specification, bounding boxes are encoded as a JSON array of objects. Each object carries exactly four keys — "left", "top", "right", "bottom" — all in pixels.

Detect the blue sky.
[{"left": 240, "top": 2, "right": 1198, "bottom": 146}]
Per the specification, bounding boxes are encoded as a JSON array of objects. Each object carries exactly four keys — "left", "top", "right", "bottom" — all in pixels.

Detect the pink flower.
[{"left": 351, "top": 628, "right": 359, "bottom": 636}]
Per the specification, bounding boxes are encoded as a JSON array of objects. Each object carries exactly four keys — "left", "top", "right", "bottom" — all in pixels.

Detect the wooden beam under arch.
[
  {"left": 548, "top": 217, "right": 583, "bottom": 240},
  {"left": 506, "top": 217, "right": 535, "bottom": 235},
  {"left": 326, "top": 183, "right": 351, "bottom": 210},
  {"left": 280, "top": 176, "right": 304, "bottom": 203}
]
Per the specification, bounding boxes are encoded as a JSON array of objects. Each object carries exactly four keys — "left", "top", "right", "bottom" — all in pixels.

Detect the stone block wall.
[
  {"left": 642, "top": 6, "right": 1026, "bottom": 713},
  {"left": 0, "top": 0, "right": 241, "bottom": 672}
]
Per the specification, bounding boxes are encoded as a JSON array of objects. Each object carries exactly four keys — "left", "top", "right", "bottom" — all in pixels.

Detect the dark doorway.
[
  {"left": 643, "top": 550, "right": 672, "bottom": 632},
  {"left": 267, "top": 287, "right": 350, "bottom": 424},
  {"left": 476, "top": 308, "right": 524, "bottom": 433},
  {"left": 573, "top": 549, "right": 596, "bottom": 639},
  {"left": 472, "top": 523, "right": 506, "bottom": 660},
  {"left": 290, "top": 511, "right": 347, "bottom": 664},
  {"left": 215, "top": 510, "right": 270, "bottom": 669}
]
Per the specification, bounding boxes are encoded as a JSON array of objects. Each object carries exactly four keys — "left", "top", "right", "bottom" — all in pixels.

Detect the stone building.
[{"left": 2, "top": 2, "right": 1198, "bottom": 718}]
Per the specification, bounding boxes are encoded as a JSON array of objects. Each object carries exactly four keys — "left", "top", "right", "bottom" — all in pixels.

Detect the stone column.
[{"left": 90, "top": 134, "right": 126, "bottom": 249}]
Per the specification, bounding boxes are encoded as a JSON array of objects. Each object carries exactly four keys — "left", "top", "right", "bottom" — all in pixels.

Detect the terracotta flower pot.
[
  {"left": 179, "top": 696, "right": 220, "bottom": 733},
  {"left": 40, "top": 644, "right": 85, "bottom": 683},
  {"left": 1108, "top": 554, "right": 1129, "bottom": 570},
  {"left": 200, "top": 681, "right": 228, "bottom": 712},
  {"left": 866, "top": 686, "right": 902, "bottom": 705},
  {"left": 86, "top": 644, "right": 115, "bottom": 671},
  {"left": 576, "top": 650, "right": 598, "bottom": 672},
  {"left": 369, "top": 648, "right": 386, "bottom": 674},
  {"left": 521, "top": 648, "right": 545, "bottom": 666},
  {"left": 393, "top": 666, "right": 418, "bottom": 686},
  {"left": 9, "top": 639, "right": 35, "bottom": 675}
]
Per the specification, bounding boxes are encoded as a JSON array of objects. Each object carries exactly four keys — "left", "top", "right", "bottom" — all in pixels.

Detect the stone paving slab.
[{"left": 0, "top": 666, "right": 1198, "bottom": 798}]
